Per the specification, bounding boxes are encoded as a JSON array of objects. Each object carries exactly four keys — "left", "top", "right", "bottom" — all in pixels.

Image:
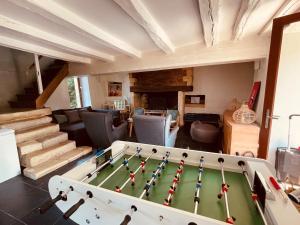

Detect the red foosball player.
[
  {"left": 168, "top": 186, "right": 175, "bottom": 195},
  {"left": 180, "top": 160, "right": 184, "bottom": 166},
  {"left": 115, "top": 186, "right": 121, "bottom": 193},
  {"left": 173, "top": 175, "right": 179, "bottom": 184},
  {"left": 130, "top": 171, "right": 135, "bottom": 186},
  {"left": 226, "top": 217, "right": 235, "bottom": 224},
  {"left": 141, "top": 160, "right": 146, "bottom": 173},
  {"left": 177, "top": 167, "right": 183, "bottom": 175},
  {"left": 251, "top": 192, "right": 258, "bottom": 201},
  {"left": 218, "top": 183, "right": 229, "bottom": 199},
  {"left": 163, "top": 199, "right": 170, "bottom": 206}
]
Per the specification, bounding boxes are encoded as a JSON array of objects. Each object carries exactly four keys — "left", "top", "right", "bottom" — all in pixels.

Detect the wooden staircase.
[
  {"left": 9, "top": 60, "right": 68, "bottom": 109},
  {"left": 0, "top": 108, "right": 92, "bottom": 180}
]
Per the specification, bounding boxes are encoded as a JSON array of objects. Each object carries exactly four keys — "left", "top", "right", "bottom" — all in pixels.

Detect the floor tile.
[
  {"left": 0, "top": 210, "right": 26, "bottom": 225},
  {"left": 20, "top": 206, "right": 61, "bottom": 225},
  {"left": 0, "top": 179, "right": 49, "bottom": 219}
]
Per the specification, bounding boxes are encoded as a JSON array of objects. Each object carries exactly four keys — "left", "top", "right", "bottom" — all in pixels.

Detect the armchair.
[
  {"left": 133, "top": 114, "right": 179, "bottom": 147},
  {"left": 81, "top": 112, "right": 128, "bottom": 148}
]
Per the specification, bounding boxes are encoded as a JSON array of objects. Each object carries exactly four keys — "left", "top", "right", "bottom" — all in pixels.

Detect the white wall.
[
  {"left": 45, "top": 78, "right": 71, "bottom": 110},
  {"left": 268, "top": 31, "right": 300, "bottom": 165},
  {"left": 253, "top": 59, "right": 268, "bottom": 125},
  {"left": 0, "top": 46, "right": 22, "bottom": 110},
  {"left": 185, "top": 62, "right": 254, "bottom": 116},
  {"left": 88, "top": 73, "right": 130, "bottom": 108}
]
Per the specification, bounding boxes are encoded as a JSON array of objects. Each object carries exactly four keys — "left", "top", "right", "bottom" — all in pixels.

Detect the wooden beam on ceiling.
[
  {"left": 258, "top": 0, "right": 300, "bottom": 35},
  {"left": 113, "top": 0, "right": 175, "bottom": 54},
  {"left": 0, "top": 35, "right": 91, "bottom": 64},
  {"left": 198, "top": 0, "right": 219, "bottom": 47},
  {"left": 233, "top": 0, "right": 261, "bottom": 40},
  {"left": 0, "top": 15, "right": 114, "bottom": 62},
  {"left": 11, "top": 0, "right": 141, "bottom": 58}
]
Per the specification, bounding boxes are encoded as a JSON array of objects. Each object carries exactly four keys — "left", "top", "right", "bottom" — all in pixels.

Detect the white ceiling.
[{"left": 0, "top": 0, "right": 299, "bottom": 63}]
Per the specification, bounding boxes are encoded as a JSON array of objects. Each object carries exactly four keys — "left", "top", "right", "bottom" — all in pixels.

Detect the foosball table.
[{"left": 40, "top": 141, "right": 299, "bottom": 225}]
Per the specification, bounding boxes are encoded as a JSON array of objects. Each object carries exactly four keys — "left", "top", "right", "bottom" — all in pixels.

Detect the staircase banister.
[{"left": 35, "top": 64, "right": 69, "bottom": 109}]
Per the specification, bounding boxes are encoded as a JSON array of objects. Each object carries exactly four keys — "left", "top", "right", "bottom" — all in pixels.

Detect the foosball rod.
[
  {"left": 139, "top": 151, "right": 171, "bottom": 199},
  {"left": 39, "top": 186, "right": 73, "bottom": 214},
  {"left": 238, "top": 161, "right": 268, "bottom": 225},
  {"left": 119, "top": 149, "right": 157, "bottom": 191},
  {"left": 81, "top": 145, "right": 129, "bottom": 182},
  {"left": 193, "top": 156, "right": 204, "bottom": 214},
  {"left": 164, "top": 153, "right": 188, "bottom": 206},
  {"left": 97, "top": 148, "right": 141, "bottom": 187},
  {"left": 218, "top": 158, "right": 234, "bottom": 224}
]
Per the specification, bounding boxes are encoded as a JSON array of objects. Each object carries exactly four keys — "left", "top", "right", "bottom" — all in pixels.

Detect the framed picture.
[{"left": 108, "top": 82, "right": 122, "bottom": 97}]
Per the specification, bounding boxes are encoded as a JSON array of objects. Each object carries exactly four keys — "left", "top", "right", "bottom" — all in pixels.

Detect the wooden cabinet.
[{"left": 223, "top": 110, "right": 260, "bottom": 157}]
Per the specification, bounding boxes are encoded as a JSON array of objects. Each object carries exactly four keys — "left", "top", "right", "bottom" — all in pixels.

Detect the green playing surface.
[{"left": 90, "top": 155, "right": 264, "bottom": 225}]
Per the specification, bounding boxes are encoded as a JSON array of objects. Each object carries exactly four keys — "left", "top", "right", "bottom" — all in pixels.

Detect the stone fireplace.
[{"left": 129, "top": 68, "right": 193, "bottom": 125}]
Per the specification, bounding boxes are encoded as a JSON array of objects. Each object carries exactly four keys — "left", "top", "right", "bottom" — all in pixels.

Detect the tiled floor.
[
  {"left": 0, "top": 154, "right": 93, "bottom": 225},
  {"left": 0, "top": 128, "right": 219, "bottom": 225}
]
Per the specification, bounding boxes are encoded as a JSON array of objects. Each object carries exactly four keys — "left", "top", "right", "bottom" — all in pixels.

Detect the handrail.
[{"left": 35, "top": 64, "right": 69, "bottom": 109}]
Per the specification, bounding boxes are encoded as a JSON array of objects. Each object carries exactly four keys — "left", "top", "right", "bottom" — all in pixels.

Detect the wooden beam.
[
  {"left": 233, "top": 0, "right": 261, "bottom": 40},
  {"left": 198, "top": 0, "right": 219, "bottom": 47},
  {"left": 258, "top": 0, "right": 300, "bottom": 35},
  {"left": 0, "top": 35, "right": 91, "bottom": 64},
  {"left": 113, "top": 0, "right": 175, "bottom": 54},
  {"left": 13, "top": 0, "right": 141, "bottom": 58},
  {"left": 0, "top": 15, "right": 114, "bottom": 62},
  {"left": 36, "top": 64, "right": 69, "bottom": 108}
]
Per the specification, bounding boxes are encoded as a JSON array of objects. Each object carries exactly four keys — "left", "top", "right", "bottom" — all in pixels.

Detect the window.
[{"left": 67, "top": 76, "right": 91, "bottom": 109}]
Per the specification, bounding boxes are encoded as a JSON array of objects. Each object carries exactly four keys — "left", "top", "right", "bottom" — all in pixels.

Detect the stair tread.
[
  {"left": 23, "top": 146, "right": 92, "bottom": 180},
  {"left": 21, "top": 140, "right": 76, "bottom": 167},
  {"left": 36, "top": 131, "right": 68, "bottom": 148},
  {"left": 0, "top": 116, "right": 52, "bottom": 131},
  {"left": 18, "top": 140, "right": 43, "bottom": 156}
]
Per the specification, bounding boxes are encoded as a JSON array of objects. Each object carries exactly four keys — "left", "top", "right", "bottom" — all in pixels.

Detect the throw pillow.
[
  {"left": 65, "top": 110, "right": 81, "bottom": 123},
  {"left": 53, "top": 114, "right": 68, "bottom": 124}
]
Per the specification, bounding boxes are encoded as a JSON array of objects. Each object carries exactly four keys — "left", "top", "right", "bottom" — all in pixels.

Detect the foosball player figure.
[
  {"left": 218, "top": 183, "right": 229, "bottom": 199},
  {"left": 109, "top": 156, "right": 114, "bottom": 167},
  {"left": 136, "top": 147, "right": 142, "bottom": 159},
  {"left": 144, "top": 180, "right": 151, "bottom": 197},
  {"left": 141, "top": 160, "right": 146, "bottom": 173},
  {"left": 162, "top": 157, "right": 166, "bottom": 169},
  {"left": 115, "top": 186, "right": 121, "bottom": 193},
  {"left": 173, "top": 175, "right": 179, "bottom": 185},
  {"left": 177, "top": 166, "right": 183, "bottom": 175},
  {"left": 152, "top": 171, "right": 158, "bottom": 186},
  {"left": 251, "top": 192, "right": 258, "bottom": 201},
  {"left": 163, "top": 198, "right": 170, "bottom": 206},
  {"left": 168, "top": 186, "right": 175, "bottom": 195},
  {"left": 180, "top": 160, "right": 184, "bottom": 166},
  {"left": 226, "top": 216, "right": 235, "bottom": 224},
  {"left": 123, "top": 158, "right": 129, "bottom": 170},
  {"left": 130, "top": 171, "right": 135, "bottom": 186}
]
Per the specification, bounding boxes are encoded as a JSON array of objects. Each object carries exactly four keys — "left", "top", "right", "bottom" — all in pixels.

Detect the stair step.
[
  {"left": 21, "top": 140, "right": 76, "bottom": 167},
  {"left": 18, "top": 140, "right": 43, "bottom": 157},
  {"left": 17, "top": 94, "right": 38, "bottom": 101},
  {"left": 24, "top": 87, "right": 38, "bottom": 95},
  {"left": 9, "top": 101, "right": 36, "bottom": 109},
  {"left": 16, "top": 123, "right": 59, "bottom": 143},
  {"left": 0, "top": 116, "right": 52, "bottom": 131},
  {"left": 23, "top": 146, "right": 92, "bottom": 180},
  {"left": 36, "top": 132, "right": 68, "bottom": 148},
  {"left": 0, "top": 108, "right": 52, "bottom": 124}
]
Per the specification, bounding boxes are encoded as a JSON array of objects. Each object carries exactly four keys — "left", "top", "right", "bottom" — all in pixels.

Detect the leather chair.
[
  {"left": 134, "top": 114, "right": 179, "bottom": 147},
  {"left": 81, "top": 112, "right": 128, "bottom": 148}
]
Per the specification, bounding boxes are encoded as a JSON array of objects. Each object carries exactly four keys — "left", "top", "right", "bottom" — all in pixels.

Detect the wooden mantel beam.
[
  {"left": 10, "top": 0, "right": 141, "bottom": 58},
  {"left": 113, "top": 0, "right": 175, "bottom": 54},
  {"left": 258, "top": 0, "right": 300, "bottom": 35},
  {"left": 233, "top": 0, "right": 261, "bottom": 40},
  {"left": 198, "top": 0, "right": 219, "bottom": 47},
  {"left": 0, "top": 15, "right": 114, "bottom": 62}
]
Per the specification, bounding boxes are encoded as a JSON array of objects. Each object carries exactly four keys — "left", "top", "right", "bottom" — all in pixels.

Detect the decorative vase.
[{"left": 232, "top": 103, "right": 256, "bottom": 124}]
